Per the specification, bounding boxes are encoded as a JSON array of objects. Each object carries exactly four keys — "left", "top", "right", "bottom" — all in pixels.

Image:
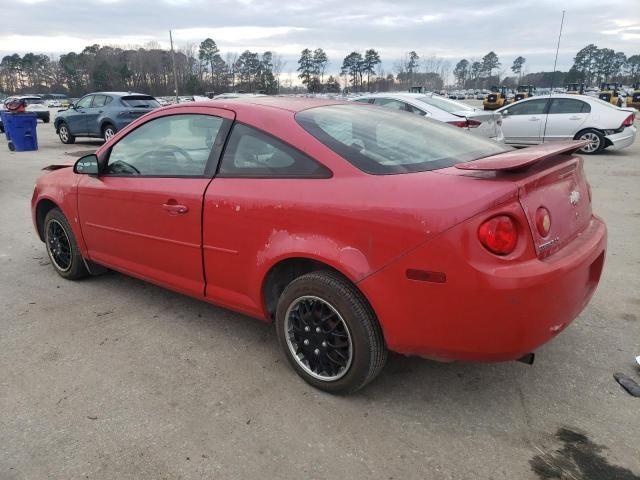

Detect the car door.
[
  {"left": 542, "top": 98, "right": 590, "bottom": 142},
  {"left": 201, "top": 123, "right": 332, "bottom": 316},
  {"left": 84, "top": 94, "right": 107, "bottom": 136},
  {"left": 77, "top": 108, "right": 234, "bottom": 297},
  {"left": 500, "top": 98, "right": 549, "bottom": 145},
  {"left": 67, "top": 95, "right": 93, "bottom": 134}
]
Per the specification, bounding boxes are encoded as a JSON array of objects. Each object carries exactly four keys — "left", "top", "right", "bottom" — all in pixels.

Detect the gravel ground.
[{"left": 0, "top": 114, "right": 639, "bottom": 480}]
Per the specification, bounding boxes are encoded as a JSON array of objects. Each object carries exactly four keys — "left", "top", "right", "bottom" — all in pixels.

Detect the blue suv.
[{"left": 54, "top": 92, "right": 159, "bottom": 144}]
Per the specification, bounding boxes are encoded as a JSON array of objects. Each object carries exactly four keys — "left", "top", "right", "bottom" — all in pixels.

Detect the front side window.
[
  {"left": 105, "top": 114, "right": 223, "bottom": 176},
  {"left": 91, "top": 95, "right": 107, "bottom": 108},
  {"left": 506, "top": 99, "right": 548, "bottom": 115},
  {"left": 296, "top": 104, "right": 509, "bottom": 174},
  {"left": 76, "top": 96, "right": 93, "bottom": 109},
  {"left": 218, "top": 124, "right": 331, "bottom": 178},
  {"left": 548, "top": 98, "right": 590, "bottom": 114}
]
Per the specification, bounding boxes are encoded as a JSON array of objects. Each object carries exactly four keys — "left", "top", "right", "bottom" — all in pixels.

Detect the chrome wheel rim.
[
  {"left": 580, "top": 132, "right": 600, "bottom": 153},
  {"left": 285, "top": 296, "right": 353, "bottom": 381},
  {"left": 59, "top": 126, "right": 69, "bottom": 142},
  {"left": 104, "top": 127, "right": 115, "bottom": 141},
  {"left": 46, "top": 219, "right": 72, "bottom": 272}
]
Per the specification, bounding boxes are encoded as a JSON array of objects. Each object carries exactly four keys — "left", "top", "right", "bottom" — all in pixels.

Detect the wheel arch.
[
  {"left": 261, "top": 256, "right": 374, "bottom": 321},
  {"left": 35, "top": 198, "right": 60, "bottom": 241}
]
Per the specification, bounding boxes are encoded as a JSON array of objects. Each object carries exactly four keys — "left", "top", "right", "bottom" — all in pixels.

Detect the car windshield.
[
  {"left": 418, "top": 95, "right": 475, "bottom": 113},
  {"left": 296, "top": 104, "right": 509, "bottom": 175},
  {"left": 121, "top": 96, "right": 160, "bottom": 108}
]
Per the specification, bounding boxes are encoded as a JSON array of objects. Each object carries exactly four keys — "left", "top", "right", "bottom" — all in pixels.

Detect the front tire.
[
  {"left": 576, "top": 129, "right": 605, "bottom": 154},
  {"left": 275, "top": 271, "right": 387, "bottom": 394},
  {"left": 44, "top": 208, "right": 88, "bottom": 280},
  {"left": 58, "top": 122, "right": 75, "bottom": 144}
]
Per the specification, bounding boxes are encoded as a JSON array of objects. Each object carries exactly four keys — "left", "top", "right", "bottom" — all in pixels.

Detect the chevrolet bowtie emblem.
[{"left": 569, "top": 190, "right": 581, "bottom": 205}]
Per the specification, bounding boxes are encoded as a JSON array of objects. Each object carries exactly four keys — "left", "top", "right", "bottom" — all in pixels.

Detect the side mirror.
[
  {"left": 74, "top": 153, "right": 99, "bottom": 175},
  {"left": 501, "top": 109, "right": 509, "bottom": 117}
]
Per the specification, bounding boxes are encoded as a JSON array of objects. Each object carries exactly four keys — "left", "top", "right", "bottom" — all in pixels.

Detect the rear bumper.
[
  {"left": 358, "top": 215, "right": 607, "bottom": 362},
  {"left": 606, "top": 125, "right": 636, "bottom": 150}
]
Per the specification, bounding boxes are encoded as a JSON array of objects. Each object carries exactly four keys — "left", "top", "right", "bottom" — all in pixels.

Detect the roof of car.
[
  {"left": 167, "top": 96, "right": 348, "bottom": 114},
  {"left": 88, "top": 92, "right": 154, "bottom": 97}
]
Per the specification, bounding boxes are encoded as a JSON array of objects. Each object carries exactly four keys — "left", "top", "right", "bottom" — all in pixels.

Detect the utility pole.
[{"left": 169, "top": 30, "right": 179, "bottom": 103}]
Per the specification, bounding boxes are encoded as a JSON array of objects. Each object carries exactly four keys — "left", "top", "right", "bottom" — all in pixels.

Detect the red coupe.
[{"left": 32, "top": 98, "right": 606, "bottom": 393}]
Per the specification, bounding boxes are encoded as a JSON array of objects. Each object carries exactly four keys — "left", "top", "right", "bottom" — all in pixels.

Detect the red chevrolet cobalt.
[{"left": 32, "top": 98, "right": 606, "bottom": 393}]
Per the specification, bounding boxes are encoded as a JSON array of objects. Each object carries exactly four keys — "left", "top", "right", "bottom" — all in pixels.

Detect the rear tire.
[
  {"left": 102, "top": 123, "right": 116, "bottom": 142},
  {"left": 58, "top": 122, "right": 75, "bottom": 144},
  {"left": 576, "top": 129, "right": 605, "bottom": 154},
  {"left": 275, "top": 271, "right": 387, "bottom": 394},
  {"left": 43, "top": 116, "right": 50, "bottom": 124},
  {"left": 43, "top": 208, "right": 89, "bottom": 280}
]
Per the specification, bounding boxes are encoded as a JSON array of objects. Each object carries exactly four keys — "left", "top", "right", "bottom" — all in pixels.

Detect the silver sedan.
[{"left": 497, "top": 94, "right": 637, "bottom": 154}]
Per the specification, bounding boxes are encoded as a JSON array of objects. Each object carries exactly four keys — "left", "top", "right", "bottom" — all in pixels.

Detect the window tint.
[
  {"left": 373, "top": 98, "right": 406, "bottom": 111},
  {"left": 105, "top": 114, "right": 223, "bottom": 176},
  {"left": 405, "top": 103, "right": 426, "bottom": 116},
  {"left": 506, "top": 99, "right": 548, "bottom": 115},
  {"left": 548, "top": 98, "right": 590, "bottom": 114},
  {"left": 76, "top": 96, "right": 93, "bottom": 108},
  {"left": 104, "top": 96, "right": 113, "bottom": 106},
  {"left": 91, "top": 95, "right": 107, "bottom": 108},
  {"left": 218, "top": 123, "right": 331, "bottom": 178},
  {"left": 121, "top": 95, "right": 160, "bottom": 108},
  {"left": 296, "top": 104, "right": 509, "bottom": 175}
]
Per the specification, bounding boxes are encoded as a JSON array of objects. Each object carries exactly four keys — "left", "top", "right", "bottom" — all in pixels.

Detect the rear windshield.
[
  {"left": 121, "top": 96, "right": 160, "bottom": 108},
  {"left": 417, "top": 95, "right": 474, "bottom": 113},
  {"left": 24, "top": 98, "right": 45, "bottom": 105},
  {"left": 296, "top": 104, "right": 509, "bottom": 174}
]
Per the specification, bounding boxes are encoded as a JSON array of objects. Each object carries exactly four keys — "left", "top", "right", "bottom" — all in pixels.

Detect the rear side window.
[
  {"left": 296, "top": 104, "right": 509, "bottom": 174},
  {"left": 121, "top": 96, "right": 160, "bottom": 108},
  {"left": 218, "top": 124, "right": 331, "bottom": 178},
  {"left": 548, "top": 99, "right": 591, "bottom": 114}
]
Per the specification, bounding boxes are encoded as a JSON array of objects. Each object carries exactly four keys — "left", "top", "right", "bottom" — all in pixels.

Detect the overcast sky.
[{"left": 2, "top": 0, "right": 639, "bottom": 79}]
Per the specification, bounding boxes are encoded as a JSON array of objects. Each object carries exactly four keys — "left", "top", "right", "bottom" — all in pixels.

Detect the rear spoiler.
[{"left": 455, "top": 140, "right": 589, "bottom": 172}]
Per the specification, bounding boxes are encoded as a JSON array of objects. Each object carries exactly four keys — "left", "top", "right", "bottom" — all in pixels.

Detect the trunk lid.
[
  {"left": 460, "top": 110, "right": 501, "bottom": 140},
  {"left": 454, "top": 141, "right": 593, "bottom": 258}
]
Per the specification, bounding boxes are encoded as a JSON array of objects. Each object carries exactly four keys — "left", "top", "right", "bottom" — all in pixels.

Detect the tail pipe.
[{"left": 517, "top": 353, "right": 535, "bottom": 365}]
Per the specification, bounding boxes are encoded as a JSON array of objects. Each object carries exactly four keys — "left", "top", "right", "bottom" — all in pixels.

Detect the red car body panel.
[{"left": 32, "top": 98, "right": 607, "bottom": 362}]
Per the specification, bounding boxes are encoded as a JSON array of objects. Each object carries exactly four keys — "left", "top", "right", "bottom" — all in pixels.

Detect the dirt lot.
[{"left": 1, "top": 117, "right": 639, "bottom": 480}]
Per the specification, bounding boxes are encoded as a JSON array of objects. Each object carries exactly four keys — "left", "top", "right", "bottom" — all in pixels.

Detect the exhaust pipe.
[{"left": 517, "top": 353, "right": 535, "bottom": 365}]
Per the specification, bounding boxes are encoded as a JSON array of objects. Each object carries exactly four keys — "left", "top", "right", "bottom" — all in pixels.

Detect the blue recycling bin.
[{"left": 0, "top": 112, "right": 38, "bottom": 151}]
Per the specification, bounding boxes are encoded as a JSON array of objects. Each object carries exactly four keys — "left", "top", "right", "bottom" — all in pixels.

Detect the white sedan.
[
  {"left": 497, "top": 94, "right": 636, "bottom": 154},
  {"left": 353, "top": 93, "right": 504, "bottom": 142}
]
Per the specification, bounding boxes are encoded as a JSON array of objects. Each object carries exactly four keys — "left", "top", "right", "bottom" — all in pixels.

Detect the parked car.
[
  {"left": 497, "top": 94, "right": 637, "bottom": 154},
  {"left": 54, "top": 92, "right": 159, "bottom": 144},
  {"left": 32, "top": 98, "right": 606, "bottom": 394},
  {"left": 3, "top": 95, "right": 50, "bottom": 122},
  {"left": 354, "top": 92, "right": 504, "bottom": 142}
]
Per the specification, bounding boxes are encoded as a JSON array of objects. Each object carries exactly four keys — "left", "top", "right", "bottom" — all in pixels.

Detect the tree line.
[
  {"left": 2, "top": 40, "right": 638, "bottom": 97},
  {"left": 452, "top": 45, "right": 639, "bottom": 90},
  {"left": 0, "top": 38, "right": 284, "bottom": 97}
]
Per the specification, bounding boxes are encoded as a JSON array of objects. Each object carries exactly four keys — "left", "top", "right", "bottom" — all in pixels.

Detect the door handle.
[
  {"left": 162, "top": 202, "right": 189, "bottom": 214},
  {"left": 528, "top": 117, "right": 540, "bottom": 121},
  {"left": 569, "top": 116, "right": 581, "bottom": 120}
]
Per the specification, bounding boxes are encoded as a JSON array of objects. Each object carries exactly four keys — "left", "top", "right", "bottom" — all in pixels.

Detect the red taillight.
[
  {"left": 535, "top": 207, "right": 551, "bottom": 237},
  {"left": 447, "top": 119, "right": 482, "bottom": 128},
  {"left": 622, "top": 114, "right": 634, "bottom": 128},
  {"left": 478, "top": 215, "right": 518, "bottom": 255}
]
